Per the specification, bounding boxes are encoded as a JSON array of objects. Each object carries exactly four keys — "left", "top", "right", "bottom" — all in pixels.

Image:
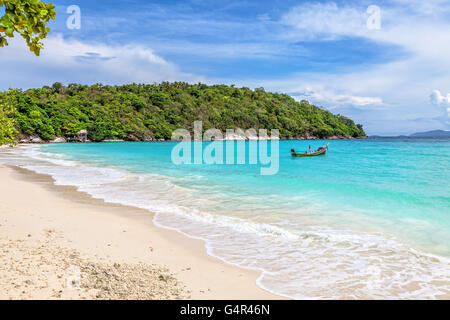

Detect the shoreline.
[
  {"left": 0, "top": 164, "right": 283, "bottom": 300},
  {"left": 15, "top": 135, "right": 369, "bottom": 144}
]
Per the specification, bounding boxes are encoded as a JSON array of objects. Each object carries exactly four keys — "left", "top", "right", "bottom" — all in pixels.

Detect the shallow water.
[{"left": 1, "top": 139, "right": 449, "bottom": 299}]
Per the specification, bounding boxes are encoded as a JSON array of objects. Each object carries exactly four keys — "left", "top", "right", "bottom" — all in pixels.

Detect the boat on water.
[{"left": 291, "top": 143, "right": 329, "bottom": 157}]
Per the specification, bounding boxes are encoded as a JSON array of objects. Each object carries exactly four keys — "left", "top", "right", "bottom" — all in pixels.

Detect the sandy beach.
[{"left": 0, "top": 164, "right": 280, "bottom": 300}]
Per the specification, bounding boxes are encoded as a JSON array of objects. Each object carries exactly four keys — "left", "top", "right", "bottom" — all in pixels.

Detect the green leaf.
[{"left": 0, "top": 0, "right": 57, "bottom": 55}]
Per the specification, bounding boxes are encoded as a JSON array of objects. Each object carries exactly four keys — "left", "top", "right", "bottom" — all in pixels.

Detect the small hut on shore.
[{"left": 78, "top": 129, "right": 88, "bottom": 142}]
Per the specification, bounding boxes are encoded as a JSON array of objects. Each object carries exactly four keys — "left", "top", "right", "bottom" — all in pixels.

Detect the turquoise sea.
[{"left": 1, "top": 138, "right": 449, "bottom": 299}]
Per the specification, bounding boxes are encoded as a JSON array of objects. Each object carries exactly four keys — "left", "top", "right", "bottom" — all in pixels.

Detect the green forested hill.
[{"left": 1, "top": 82, "right": 365, "bottom": 142}]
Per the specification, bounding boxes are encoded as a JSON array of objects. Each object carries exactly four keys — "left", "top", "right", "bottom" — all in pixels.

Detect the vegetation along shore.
[{"left": 0, "top": 82, "right": 366, "bottom": 145}]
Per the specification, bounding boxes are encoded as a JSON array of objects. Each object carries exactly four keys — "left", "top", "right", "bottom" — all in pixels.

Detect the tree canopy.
[
  {"left": 0, "top": 0, "right": 57, "bottom": 55},
  {"left": 0, "top": 94, "right": 17, "bottom": 146},
  {"left": 1, "top": 82, "right": 366, "bottom": 143}
]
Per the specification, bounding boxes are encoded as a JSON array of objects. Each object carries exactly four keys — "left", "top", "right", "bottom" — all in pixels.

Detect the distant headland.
[
  {"left": 410, "top": 130, "right": 450, "bottom": 137},
  {"left": 371, "top": 129, "right": 450, "bottom": 139}
]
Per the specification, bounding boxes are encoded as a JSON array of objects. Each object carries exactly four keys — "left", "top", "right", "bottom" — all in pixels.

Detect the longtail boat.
[{"left": 291, "top": 143, "right": 329, "bottom": 157}]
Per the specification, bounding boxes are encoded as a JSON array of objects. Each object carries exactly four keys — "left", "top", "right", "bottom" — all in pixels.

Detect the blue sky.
[{"left": 2, "top": 0, "right": 450, "bottom": 135}]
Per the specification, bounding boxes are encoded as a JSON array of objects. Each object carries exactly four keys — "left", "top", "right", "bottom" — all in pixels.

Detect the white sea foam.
[{"left": 1, "top": 145, "right": 449, "bottom": 299}]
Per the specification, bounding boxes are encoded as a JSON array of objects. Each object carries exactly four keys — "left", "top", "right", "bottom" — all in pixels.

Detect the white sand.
[{"left": 0, "top": 165, "right": 282, "bottom": 300}]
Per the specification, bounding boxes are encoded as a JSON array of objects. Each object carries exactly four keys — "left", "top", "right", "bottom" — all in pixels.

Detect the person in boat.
[
  {"left": 309, "top": 145, "right": 311, "bottom": 153},
  {"left": 316, "top": 144, "right": 328, "bottom": 152}
]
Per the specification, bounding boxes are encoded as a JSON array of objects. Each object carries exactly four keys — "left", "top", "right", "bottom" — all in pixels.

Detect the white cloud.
[
  {"left": 391, "top": 0, "right": 450, "bottom": 15},
  {"left": 3, "top": 1, "right": 450, "bottom": 135},
  {"left": 430, "top": 90, "right": 450, "bottom": 106},
  {"left": 269, "top": 1, "right": 450, "bottom": 133},
  {"left": 281, "top": 2, "right": 368, "bottom": 40},
  {"left": 290, "top": 88, "right": 383, "bottom": 109},
  {"left": 153, "top": 40, "right": 303, "bottom": 60},
  {"left": 1, "top": 34, "right": 203, "bottom": 89},
  {"left": 430, "top": 90, "right": 450, "bottom": 125}
]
